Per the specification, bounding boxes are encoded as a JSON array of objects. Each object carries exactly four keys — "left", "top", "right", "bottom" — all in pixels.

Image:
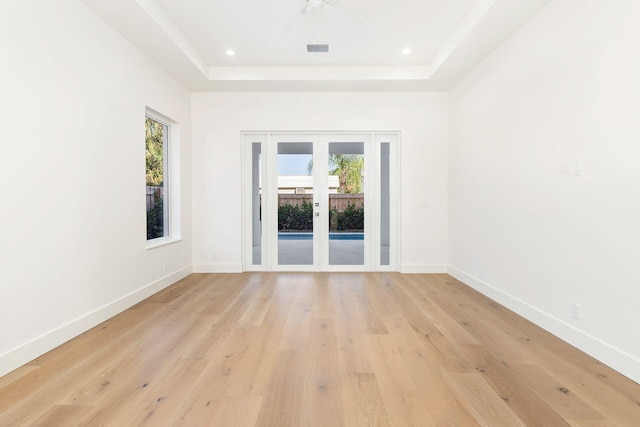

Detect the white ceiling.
[
  {"left": 153, "top": 0, "right": 476, "bottom": 67},
  {"left": 81, "top": 0, "right": 550, "bottom": 91}
]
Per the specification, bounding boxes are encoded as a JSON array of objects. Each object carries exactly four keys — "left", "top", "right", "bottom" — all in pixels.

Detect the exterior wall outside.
[{"left": 277, "top": 175, "right": 340, "bottom": 193}]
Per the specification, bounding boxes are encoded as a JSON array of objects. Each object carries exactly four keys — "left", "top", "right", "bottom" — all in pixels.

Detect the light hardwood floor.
[{"left": 1, "top": 273, "right": 639, "bottom": 426}]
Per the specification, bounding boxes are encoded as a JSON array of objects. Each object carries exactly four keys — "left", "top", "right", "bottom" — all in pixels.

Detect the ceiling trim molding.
[
  {"left": 134, "top": 0, "right": 208, "bottom": 77},
  {"left": 429, "top": 0, "right": 496, "bottom": 75},
  {"left": 208, "top": 66, "right": 432, "bottom": 81},
  {"left": 81, "top": 0, "right": 550, "bottom": 91}
]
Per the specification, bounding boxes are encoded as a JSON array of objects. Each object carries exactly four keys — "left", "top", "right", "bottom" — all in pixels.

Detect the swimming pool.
[{"left": 278, "top": 232, "right": 364, "bottom": 240}]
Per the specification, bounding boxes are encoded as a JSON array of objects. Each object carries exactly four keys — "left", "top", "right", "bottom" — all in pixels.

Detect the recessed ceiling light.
[
  {"left": 402, "top": 47, "right": 412, "bottom": 55},
  {"left": 226, "top": 49, "right": 235, "bottom": 56}
]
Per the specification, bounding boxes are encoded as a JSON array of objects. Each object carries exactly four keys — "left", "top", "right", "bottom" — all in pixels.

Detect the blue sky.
[{"left": 278, "top": 154, "right": 312, "bottom": 175}]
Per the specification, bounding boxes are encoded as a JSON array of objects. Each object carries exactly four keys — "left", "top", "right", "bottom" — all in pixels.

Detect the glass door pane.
[
  {"left": 251, "top": 142, "right": 262, "bottom": 265},
  {"left": 328, "top": 142, "right": 364, "bottom": 265},
  {"left": 277, "top": 142, "right": 314, "bottom": 265},
  {"left": 380, "top": 142, "right": 390, "bottom": 265}
]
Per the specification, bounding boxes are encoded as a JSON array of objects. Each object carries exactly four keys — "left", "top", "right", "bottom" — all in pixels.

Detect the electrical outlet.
[{"left": 570, "top": 303, "right": 580, "bottom": 320}]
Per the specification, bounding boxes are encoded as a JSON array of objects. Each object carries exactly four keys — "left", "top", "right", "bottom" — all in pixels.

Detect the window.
[{"left": 145, "top": 115, "right": 169, "bottom": 240}]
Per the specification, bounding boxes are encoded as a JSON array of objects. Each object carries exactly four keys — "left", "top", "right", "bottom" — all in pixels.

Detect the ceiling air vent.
[{"left": 307, "top": 43, "right": 329, "bottom": 53}]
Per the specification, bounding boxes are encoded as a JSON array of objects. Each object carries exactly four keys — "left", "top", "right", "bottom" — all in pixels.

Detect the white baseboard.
[
  {"left": 447, "top": 265, "right": 640, "bottom": 385},
  {"left": 0, "top": 266, "right": 192, "bottom": 378},
  {"left": 192, "top": 263, "right": 243, "bottom": 273},
  {"left": 400, "top": 263, "right": 448, "bottom": 274}
]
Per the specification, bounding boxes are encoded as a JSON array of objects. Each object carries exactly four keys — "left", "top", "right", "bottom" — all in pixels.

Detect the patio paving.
[{"left": 252, "top": 241, "right": 389, "bottom": 267}]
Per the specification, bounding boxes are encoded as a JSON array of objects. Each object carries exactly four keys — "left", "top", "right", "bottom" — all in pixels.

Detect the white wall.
[
  {"left": 0, "top": 0, "right": 192, "bottom": 376},
  {"left": 449, "top": 0, "right": 640, "bottom": 383},
  {"left": 191, "top": 92, "right": 448, "bottom": 272}
]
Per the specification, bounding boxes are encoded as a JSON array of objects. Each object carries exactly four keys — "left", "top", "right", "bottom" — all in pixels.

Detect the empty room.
[{"left": 1, "top": 0, "right": 639, "bottom": 425}]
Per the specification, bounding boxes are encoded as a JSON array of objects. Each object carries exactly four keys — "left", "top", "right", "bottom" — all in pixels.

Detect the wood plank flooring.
[{"left": 1, "top": 273, "right": 639, "bottom": 426}]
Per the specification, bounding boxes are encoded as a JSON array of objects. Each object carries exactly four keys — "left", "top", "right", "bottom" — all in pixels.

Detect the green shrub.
[
  {"left": 329, "top": 206, "right": 339, "bottom": 231},
  {"left": 278, "top": 199, "right": 364, "bottom": 231},
  {"left": 147, "top": 197, "right": 164, "bottom": 239},
  {"left": 336, "top": 202, "right": 364, "bottom": 231},
  {"left": 278, "top": 199, "right": 313, "bottom": 230}
]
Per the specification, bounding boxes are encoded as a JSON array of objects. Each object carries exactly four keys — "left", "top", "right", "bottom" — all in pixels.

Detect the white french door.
[{"left": 243, "top": 132, "right": 398, "bottom": 272}]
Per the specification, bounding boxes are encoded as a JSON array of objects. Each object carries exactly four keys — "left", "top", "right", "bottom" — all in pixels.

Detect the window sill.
[{"left": 146, "top": 236, "right": 182, "bottom": 250}]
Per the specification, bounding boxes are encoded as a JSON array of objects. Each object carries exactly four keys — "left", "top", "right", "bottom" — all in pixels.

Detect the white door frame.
[{"left": 242, "top": 131, "right": 400, "bottom": 272}]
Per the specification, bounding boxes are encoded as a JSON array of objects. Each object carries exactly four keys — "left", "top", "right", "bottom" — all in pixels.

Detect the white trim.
[
  {"left": 428, "top": 0, "right": 496, "bottom": 74},
  {"left": 241, "top": 133, "right": 267, "bottom": 270},
  {"left": 0, "top": 266, "right": 192, "bottom": 378},
  {"left": 208, "top": 66, "right": 432, "bottom": 81},
  {"left": 447, "top": 265, "right": 640, "bottom": 384},
  {"left": 242, "top": 131, "right": 400, "bottom": 273},
  {"left": 400, "top": 264, "right": 448, "bottom": 274},
  {"left": 145, "top": 107, "right": 173, "bottom": 127},
  {"left": 192, "top": 263, "right": 244, "bottom": 273},
  {"left": 145, "top": 236, "right": 182, "bottom": 250},
  {"left": 375, "top": 133, "right": 400, "bottom": 270},
  {"left": 145, "top": 107, "right": 182, "bottom": 243},
  {"left": 134, "top": 0, "right": 209, "bottom": 76}
]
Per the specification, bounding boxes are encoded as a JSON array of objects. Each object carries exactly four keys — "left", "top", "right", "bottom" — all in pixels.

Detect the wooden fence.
[
  {"left": 146, "top": 186, "right": 163, "bottom": 211},
  {"left": 278, "top": 194, "right": 364, "bottom": 212}
]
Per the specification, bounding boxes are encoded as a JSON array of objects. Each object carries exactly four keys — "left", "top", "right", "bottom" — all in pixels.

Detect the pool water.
[{"left": 278, "top": 232, "right": 364, "bottom": 240}]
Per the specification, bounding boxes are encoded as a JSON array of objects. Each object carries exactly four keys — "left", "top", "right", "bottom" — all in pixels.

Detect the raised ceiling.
[
  {"left": 153, "top": 0, "right": 476, "bottom": 67},
  {"left": 81, "top": 0, "right": 550, "bottom": 91}
]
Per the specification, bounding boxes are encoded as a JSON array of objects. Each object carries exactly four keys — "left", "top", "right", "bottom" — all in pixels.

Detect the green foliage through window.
[
  {"left": 146, "top": 117, "right": 164, "bottom": 187},
  {"left": 329, "top": 154, "right": 364, "bottom": 194},
  {"left": 278, "top": 199, "right": 313, "bottom": 231},
  {"left": 277, "top": 200, "right": 364, "bottom": 231},
  {"left": 147, "top": 196, "right": 164, "bottom": 240},
  {"left": 330, "top": 202, "right": 364, "bottom": 231},
  {"left": 146, "top": 116, "right": 167, "bottom": 240},
  {"left": 307, "top": 154, "right": 364, "bottom": 194}
]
